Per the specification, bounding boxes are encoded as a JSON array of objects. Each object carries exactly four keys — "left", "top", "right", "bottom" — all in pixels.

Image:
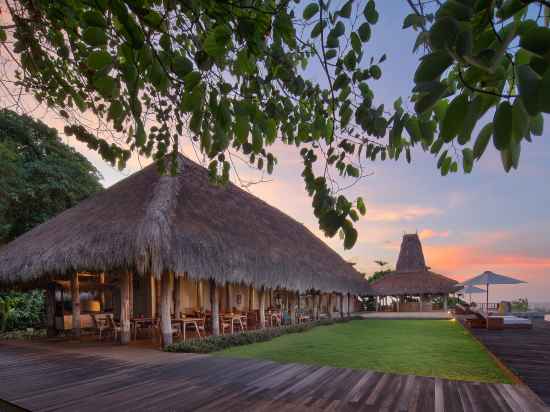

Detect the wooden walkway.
[
  {"left": 0, "top": 340, "right": 548, "bottom": 412},
  {"left": 471, "top": 319, "right": 550, "bottom": 407}
]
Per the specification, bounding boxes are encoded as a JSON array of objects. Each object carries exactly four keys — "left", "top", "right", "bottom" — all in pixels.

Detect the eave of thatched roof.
[
  {"left": 367, "top": 270, "right": 460, "bottom": 296},
  {"left": 0, "top": 154, "right": 369, "bottom": 294},
  {"left": 366, "top": 233, "right": 459, "bottom": 296}
]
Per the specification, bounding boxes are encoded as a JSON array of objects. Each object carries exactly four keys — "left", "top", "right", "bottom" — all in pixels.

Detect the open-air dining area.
[{"left": 45, "top": 272, "right": 356, "bottom": 347}]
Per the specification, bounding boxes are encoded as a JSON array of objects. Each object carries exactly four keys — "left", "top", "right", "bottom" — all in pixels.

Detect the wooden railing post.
[
  {"left": 160, "top": 272, "right": 174, "bottom": 348},
  {"left": 71, "top": 272, "right": 80, "bottom": 339},
  {"left": 210, "top": 279, "right": 220, "bottom": 336}
]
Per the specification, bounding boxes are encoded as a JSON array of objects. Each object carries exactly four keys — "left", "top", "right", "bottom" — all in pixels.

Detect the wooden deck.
[
  {"left": 471, "top": 319, "right": 550, "bottom": 407},
  {"left": 0, "top": 339, "right": 548, "bottom": 412}
]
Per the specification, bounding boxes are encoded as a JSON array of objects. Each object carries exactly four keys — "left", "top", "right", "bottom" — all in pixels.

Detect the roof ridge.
[{"left": 134, "top": 156, "right": 184, "bottom": 278}]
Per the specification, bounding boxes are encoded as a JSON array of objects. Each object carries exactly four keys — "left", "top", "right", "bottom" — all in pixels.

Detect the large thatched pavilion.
[
  {"left": 368, "top": 234, "right": 459, "bottom": 312},
  {"left": 0, "top": 154, "right": 368, "bottom": 347}
]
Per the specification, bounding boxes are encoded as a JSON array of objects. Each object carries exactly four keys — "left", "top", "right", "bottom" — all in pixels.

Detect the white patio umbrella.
[
  {"left": 457, "top": 285, "right": 486, "bottom": 304},
  {"left": 460, "top": 271, "right": 526, "bottom": 328}
]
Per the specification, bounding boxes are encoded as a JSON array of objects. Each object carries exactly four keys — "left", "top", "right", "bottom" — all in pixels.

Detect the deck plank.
[{"left": 0, "top": 339, "right": 548, "bottom": 412}]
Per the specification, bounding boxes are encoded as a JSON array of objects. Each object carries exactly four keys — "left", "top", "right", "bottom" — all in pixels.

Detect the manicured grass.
[{"left": 216, "top": 319, "right": 511, "bottom": 383}]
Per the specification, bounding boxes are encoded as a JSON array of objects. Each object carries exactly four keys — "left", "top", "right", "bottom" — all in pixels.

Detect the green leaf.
[
  {"left": 403, "top": 13, "right": 425, "bottom": 29},
  {"left": 311, "top": 21, "right": 326, "bottom": 38},
  {"left": 414, "top": 52, "right": 453, "bottom": 83},
  {"left": 364, "top": 0, "right": 379, "bottom": 24},
  {"left": 540, "top": 69, "right": 550, "bottom": 113},
  {"left": 517, "top": 64, "right": 541, "bottom": 115},
  {"left": 203, "top": 25, "right": 231, "bottom": 58},
  {"left": 184, "top": 71, "right": 201, "bottom": 89},
  {"left": 86, "top": 51, "right": 112, "bottom": 70},
  {"left": 519, "top": 26, "right": 550, "bottom": 56},
  {"left": 370, "top": 65, "right": 381, "bottom": 79},
  {"left": 82, "top": 27, "right": 108, "bottom": 47},
  {"left": 83, "top": 10, "right": 108, "bottom": 27},
  {"left": 511, "top": 98, "right": 530, "bottom": 141},
  {"left": 493, "top": 102, "right": 513, "bottom": 151},
  {"left": 429, "top": 16, "right": 459, "bottom": 51},
  {"left": 500, "top": 141, "right": 521, "bottom": 172},
  {"left": 473, "top": 123, "right": 493, "bottom": 160},
  {"left": 358, "top": 23, "right": 371, "bottom": 42},
  {"left": 343, "top": 225, "right": 358, "bottom": 249},
  {"left": 343, "top": 51, "right": 356, "bottom": 70},
  {"left": 303, "top": 3, "right": 319, "bottom": 20},
  {"left": 357, "top": 197, "right": 366, "bottom": 215},
  {"left": 92, "top": 74, "right": 117, "bottom": 98},
  {"left": 462, "top": 148, "right": 473, "bottom": 173},
  {"left": 530, "top": 113, "right": 543, "bottom": 136},
  {"left": 0, "top": 28, "right": 6, "bottom": 42},
  {"left": 414, "top": 82, "right": 447, "bottom": 113},
  {"left": 441, "top": 94, "right": 468, "bottom": 142},
  {"left": 339, "top": 1, "right": 352, "bottom": 18},
  {"left": 172, "top": 55, "right": 193, "bottom": 78},
  {"left": 458, "top": 95, "right": 483, "bottom": 145},
  {"left": 350, "top": 32, "right": 362, "bottom": 54},
  {"left": 333, "top": 21, "right": 346, "bottom": 37}
]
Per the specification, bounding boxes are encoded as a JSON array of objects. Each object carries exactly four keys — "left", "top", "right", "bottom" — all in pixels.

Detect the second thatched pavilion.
[
  {"left": 367, "top": 234, "right": 460, "bottom": 312},
  {"left": 0, "top": 154, "right": 369, "bottom": 347}
]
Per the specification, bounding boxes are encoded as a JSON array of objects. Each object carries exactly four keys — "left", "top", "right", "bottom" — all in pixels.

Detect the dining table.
[{"left": 131, "top": 317, "right": 158, "bottom": 340}]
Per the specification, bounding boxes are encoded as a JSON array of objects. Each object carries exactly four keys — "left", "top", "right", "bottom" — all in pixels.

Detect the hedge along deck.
[{"left": 1, "top": 339, "right": 548, "bottom": 412}]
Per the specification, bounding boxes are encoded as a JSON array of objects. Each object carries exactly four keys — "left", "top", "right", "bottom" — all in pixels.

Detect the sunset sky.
[{"left": 4, "top": 3, "right": 549, "bottom": 304}]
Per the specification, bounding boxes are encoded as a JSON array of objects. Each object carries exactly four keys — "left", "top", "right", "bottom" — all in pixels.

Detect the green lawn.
[{"left": 216, "top": 320, "right": 511, "bottom": 383}]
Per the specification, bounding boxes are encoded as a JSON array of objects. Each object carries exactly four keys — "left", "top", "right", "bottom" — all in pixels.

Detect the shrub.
[
  {"left": 0, "top": 290, "right": 45, "bottom": 331},
  {"left": 165, "top": 316, "right": 363, "bottom": 353}
]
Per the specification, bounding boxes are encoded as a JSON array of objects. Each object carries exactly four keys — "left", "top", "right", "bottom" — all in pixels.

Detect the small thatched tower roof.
[
  {"left": 0, "top": 154, "right": 368, "bottom": 294},
  {"left": 368, "top": 234, "right": 458, "bottom": 296}
]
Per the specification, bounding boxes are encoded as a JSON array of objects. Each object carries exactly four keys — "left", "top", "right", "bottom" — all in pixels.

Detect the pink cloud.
[{"left": 366, "top": 205, "right": 442, "bottom": 222}]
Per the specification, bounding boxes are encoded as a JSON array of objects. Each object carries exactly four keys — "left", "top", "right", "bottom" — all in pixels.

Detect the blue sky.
[{"left": 7, "top": 2, "right": 548, "bottom": 304}]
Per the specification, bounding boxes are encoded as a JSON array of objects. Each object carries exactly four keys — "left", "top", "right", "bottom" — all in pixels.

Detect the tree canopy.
[
  {"left": 0, "top": 0, "right": 548, "bottom": 249},
  {"left": 0, "top": 109, "right": 103, "bottom": 244}
]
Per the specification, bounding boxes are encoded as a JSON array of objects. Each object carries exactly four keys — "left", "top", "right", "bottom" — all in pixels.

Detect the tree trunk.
[
  {"left": 160, "top": 272, "right": 174, "bottom": 348},
  {"left": 120, "top": 272, "right": 131, "bottom": 344},
  {"left": 259, "top": 288, "right": 266, "bottom": 328},
  {"left": 210, "top": 279, "right": 220, "bottom": 336},
  {"left": 46, "top": 283, "right": 57, "bottom": 337},
  {"left": 71, "top": 272, "right": 80, "bottom": 339}
]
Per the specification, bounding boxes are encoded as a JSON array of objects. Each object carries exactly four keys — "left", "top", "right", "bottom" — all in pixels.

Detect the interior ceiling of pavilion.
[
  {"left": 0, "top": 154, "right": 369, "bottom": 295},
  {"left": 368, "top": 233, "right": 460, "bottom": 296}
]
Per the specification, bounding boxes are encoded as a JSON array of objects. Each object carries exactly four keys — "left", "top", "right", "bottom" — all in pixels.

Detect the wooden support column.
[
  {"left": 227, "top": 283, "right": 233, "bottom": 312},
  {"left": 160, "top": 272, "right": 174, "bottom": 348},
  {"left": 327, "top": 294, "right": 333, "bottom": 319},
  {"left": 148, "top": 273, "right": 156, "bottom": 318},
  {"left": 289, "top": 292, "right": 296, "bottom": 325},
  {"left": 313, "top": 293, "right": 319, "bottom": 320},
  {"left": 209, "top": 279, "right": 220, "bottom": 336},
  {"left": 120, "top": 272, "right": 131, "bottom": 344},
  {"left": 46, "top": 283, "right": 57, "bottom": 337},
  {"left": 197, "top": 280, "right": 203, "bottom": 310},
  {"left": 259, "top": 287, "right": 266, "bottom": 328},
  {"left": 129, "top": 273, "right": 134, "bottom": 320},
  {"left": 71, "top": 272, "right": 80, "bottom": 339},
  {"left": 347, "top": 293, "right": 351, "bottom": 316},
  {"left": 443, "top": 294, "right": 448, "bottom": 312},
  {"left": 174, "top": 276, "right": 183, "bottom": 318},
  {"left": 248, "top": 286, "right": 254, "bottom": 311},
  {"left": 339, "top": 294, "right": 344, "bottom": 318},
  {"left": 99, "top": 273, "right": 106, "bottom": 311}
]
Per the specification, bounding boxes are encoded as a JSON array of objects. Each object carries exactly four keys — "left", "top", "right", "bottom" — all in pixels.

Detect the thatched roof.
[
  {"left": 0, "top": 154, "right": 368, "bottom": 294},
  {"left": 368, "top": 234, "right": 459, "bottom": 296}
]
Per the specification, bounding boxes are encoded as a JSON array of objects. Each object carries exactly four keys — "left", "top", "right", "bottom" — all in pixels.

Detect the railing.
[{"left": 477, "top": 302, "right": 499, "bottom": 312}]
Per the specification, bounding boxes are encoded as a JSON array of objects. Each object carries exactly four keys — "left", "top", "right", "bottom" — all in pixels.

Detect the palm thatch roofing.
[
  {"left": 0, "top": 154, "right": 368, "bottom": 294},
  {"left": 368, "top": 234, "right": 459, "bottom": 296}
]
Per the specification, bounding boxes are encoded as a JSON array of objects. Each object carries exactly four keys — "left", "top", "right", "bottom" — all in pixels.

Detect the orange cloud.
[
  {"left": 419, "top": 229, "right": 450, "bottom": 240},
  {"left": 366, "top": 205, "right": 442, "bottom": 222}
]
